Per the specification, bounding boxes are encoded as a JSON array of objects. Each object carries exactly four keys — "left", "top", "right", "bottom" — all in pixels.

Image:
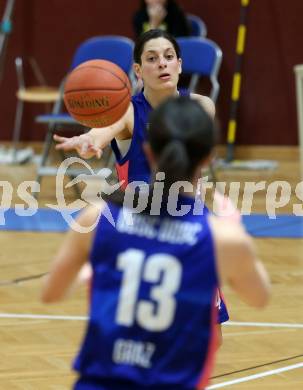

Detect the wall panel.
[{"left": 0, "top": 0, "right": 302, "bottom": 145}]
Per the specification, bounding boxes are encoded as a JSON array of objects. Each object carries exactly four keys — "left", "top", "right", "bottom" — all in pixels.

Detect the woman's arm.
[
  {"left": 191, "top": 93, "right": 216, "bottom": 119},
  {"left": 41, "top": 205, "right": 101, "bottom": 303},
  {"left": 209, "top": 216, "right": 271, "bottom": 308},
  {"left": 54, "top": 103, "right": 134, "bottom": 159}
]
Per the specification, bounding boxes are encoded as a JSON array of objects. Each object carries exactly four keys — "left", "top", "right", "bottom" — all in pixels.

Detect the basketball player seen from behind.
[{"left": 43, "top": 96, "right": 270, "bottom": 390}]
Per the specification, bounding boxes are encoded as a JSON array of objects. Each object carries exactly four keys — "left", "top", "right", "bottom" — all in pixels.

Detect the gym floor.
[{"left": 0, "top": 145, "right": 302, "bottom": 389}]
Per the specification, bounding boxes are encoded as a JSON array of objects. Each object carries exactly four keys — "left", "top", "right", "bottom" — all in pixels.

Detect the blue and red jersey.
[
  {"left": 74, "top": 195, "right": 219, "bottom": 389},
  {"left": 111, "top": 91, "right": 152, "bottom": 186},
  {"left": 110, "top": 91, "right": 228, "bottom": 324}
]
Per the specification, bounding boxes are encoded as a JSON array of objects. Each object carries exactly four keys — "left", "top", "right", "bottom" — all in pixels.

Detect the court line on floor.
[
  {"left": 212, "top": 353, "right": 303, "bottom": 379},
  {"left": 223, "top": 328, "right": 296, "bottom": 337},
  {"left": 1, "top": 313, "right": 302, "bottom": 388},
  {"left": 225, "top": 321, "right": 303, "bottom": 329},
  {"left": 0, "top": 313, "right": 87, "bottom": 321},
  {"left": 0, "top": 314, "right": 303, "bottom": 329},
  {"left": 206, "top": 362, "right": 303, "bottom": 389},
  {"left": 0, "top": 272, "right": 48, "bottom": 286}
]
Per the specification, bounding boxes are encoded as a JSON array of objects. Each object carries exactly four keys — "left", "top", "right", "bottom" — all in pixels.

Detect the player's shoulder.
[{"left": 190, "top": 93, "right": 215, "bottom": 119}]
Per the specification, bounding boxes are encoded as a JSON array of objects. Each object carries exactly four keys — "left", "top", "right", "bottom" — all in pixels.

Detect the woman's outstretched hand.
[{"left": 53, "top": 133, "right": 103, "bottom": 159}]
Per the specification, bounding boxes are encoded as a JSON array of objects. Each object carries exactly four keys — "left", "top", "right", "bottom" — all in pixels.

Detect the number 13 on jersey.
[{"left": 116, "top": 249, "right": 182, "bottom": 332}]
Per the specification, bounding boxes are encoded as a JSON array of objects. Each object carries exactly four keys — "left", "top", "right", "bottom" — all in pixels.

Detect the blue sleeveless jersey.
[
  {"left": 111, "top": 91, "right": 151, "bottom": 186},
  {"left": 110, "top": 91, "right": 228, "bottom": 325},
  {"left": 74, "top": 196, "right": 219, "bottom": 390},
  {"left": 111, "top": 90, "right": 190, "bottom": 186}
]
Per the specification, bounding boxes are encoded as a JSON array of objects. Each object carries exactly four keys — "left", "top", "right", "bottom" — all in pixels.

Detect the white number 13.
[{"left": 116, "top": 249, "right": 182, "bottom": 332}]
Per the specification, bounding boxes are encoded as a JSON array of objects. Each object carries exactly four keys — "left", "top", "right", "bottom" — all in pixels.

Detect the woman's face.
[
  {"left": 145, "top": 0, "right": 167, "bottom": 7},
  {"left": 134, "top": 37, "right": 182, "bottom": 91}
]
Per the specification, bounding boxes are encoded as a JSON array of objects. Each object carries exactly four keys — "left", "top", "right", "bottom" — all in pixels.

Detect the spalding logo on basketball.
[{"left": 64, "top": 59, "right": 131, "bottom": 128}]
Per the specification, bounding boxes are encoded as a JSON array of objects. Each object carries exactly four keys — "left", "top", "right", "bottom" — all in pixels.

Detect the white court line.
[
  {"left": 0, "top": 313, "right": 302, "bottom": 388},
  {"left": 225, "top": 321, "right": 303, "bottom": 329},
  {"left": 206, "top": 362, "right": 303, "bottom": 389},
  {"left": 0, "top": 313, "right": 87, "bottom": 321},
  {"left": 223, "top": 328, "right": 295, "bottom": 337},
  {"left": 0, "top": 314, "right": 303, "bottom": 329}
]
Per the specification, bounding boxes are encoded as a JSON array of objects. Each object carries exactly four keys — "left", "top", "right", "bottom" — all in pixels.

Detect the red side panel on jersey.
[
  {"left": 197, "top": 292, "right": 219, "bottom": 389},
  {"left": 115, "top": 161, "right": 129, "bottom": 190},
  {"left": 219, "top": 288, "right": 227, "bottom": 307}
]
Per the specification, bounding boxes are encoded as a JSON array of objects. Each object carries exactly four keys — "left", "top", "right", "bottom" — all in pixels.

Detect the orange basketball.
[{"left": 63, "top": 59, "right": 131, "bottom": 128}]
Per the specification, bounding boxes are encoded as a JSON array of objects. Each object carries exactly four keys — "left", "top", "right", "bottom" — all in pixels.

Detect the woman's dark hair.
[
  {"left": 134, "top": 29, "right": 180, "bottom": 64},
  {"left": 148, "top": 96, "right": 216, "bottom": 190},
  {"left": 102, "top": 96, "right": 216, "bottom": 211}
]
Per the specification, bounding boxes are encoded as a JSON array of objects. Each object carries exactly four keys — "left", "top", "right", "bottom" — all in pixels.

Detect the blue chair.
[
  {"left": 70, "top": 36, "right": 135, "bottom": 76},
  {"left": 187, "top": 14, "right": 207, "bottom": 37},
  {"left": 178, "top": 37, "right": 222, "bottom": 181},
  {"left": 177, "top": 37, "right": 222, "bottom": 102},
  {"left": 35, "top": 35, "right": 135, "bottom": 192}
]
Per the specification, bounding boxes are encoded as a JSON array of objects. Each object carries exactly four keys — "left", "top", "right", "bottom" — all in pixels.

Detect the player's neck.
[{"left": 144, "top": 87, "right": 179, "bottom": 108}]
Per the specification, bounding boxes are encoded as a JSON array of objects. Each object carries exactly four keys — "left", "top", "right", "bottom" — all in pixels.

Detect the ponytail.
[
  {"left": 157, "top": 139, "right": 190, "bottom": 194},
  {"left": 102, "top": 96, "right": 216, "bottom": 215}
]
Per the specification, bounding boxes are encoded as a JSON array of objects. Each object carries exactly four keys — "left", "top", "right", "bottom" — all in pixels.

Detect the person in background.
[
  {"left": 133, "top": 0, "right": 191, "bottom": 38},
  {"left": 42, "top": 96, "right": 270, "bottom": 390}
]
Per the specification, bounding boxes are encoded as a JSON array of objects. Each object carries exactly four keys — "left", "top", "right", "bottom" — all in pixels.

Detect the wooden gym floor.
[{"left": 0, "top": 145, "right": 302, "bottom": 389}]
